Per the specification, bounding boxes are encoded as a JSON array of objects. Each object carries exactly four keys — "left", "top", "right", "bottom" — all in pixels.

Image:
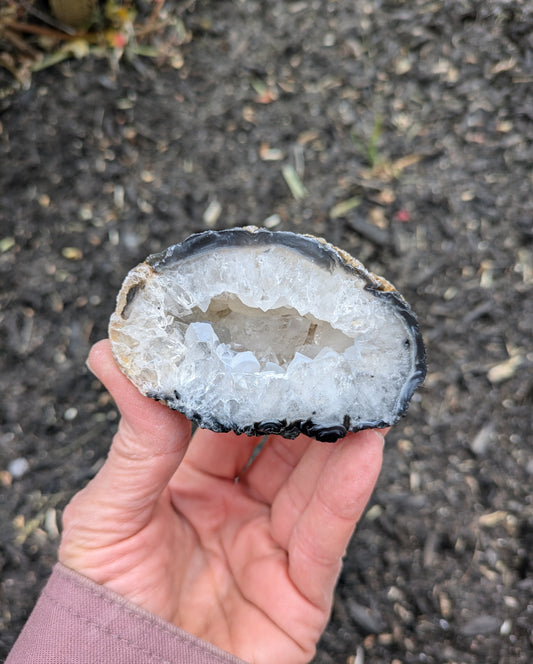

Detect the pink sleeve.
[{"left": 6, "top": 563, "right": 247, "bottom": 664}]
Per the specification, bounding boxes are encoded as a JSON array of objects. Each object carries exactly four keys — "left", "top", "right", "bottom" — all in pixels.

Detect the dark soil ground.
[{"left": 1, "top": 1, "right": 532, "bottom": 662}]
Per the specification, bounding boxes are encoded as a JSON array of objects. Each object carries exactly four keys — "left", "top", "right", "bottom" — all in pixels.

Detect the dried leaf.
[
  {"left": 62, "top": 247, "right": 83, "bottom": 260},
  {"left": 251, "top": 79, "right": 278, "bottom": 104},
  {"left": 362, "top": 154, "right": 422, "bottom": 183},
  {"left": 259, "top": 143, "right": 284, "bottom": 161},
  {"left": 282, "top": 164, "right": 307, "bottom": 200},
  {"left": 329, "top": 196, "right": 361, "bottom": 219},
  {"left": 0, "top": 237, "right": 15, "bottom": 253},
  {"left": 33, "top": 39, "right": 90, "bottom": 71},
  {"left": 490, "top": 58, "right": 517, "bottom": 76},
  {"left": 479, "top": 511, "right": 508, "bottom": 527}
]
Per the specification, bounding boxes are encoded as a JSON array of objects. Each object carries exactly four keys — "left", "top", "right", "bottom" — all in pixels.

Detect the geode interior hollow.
[{"left": 109, "top": 227, "right": 426, "bottom": 442}]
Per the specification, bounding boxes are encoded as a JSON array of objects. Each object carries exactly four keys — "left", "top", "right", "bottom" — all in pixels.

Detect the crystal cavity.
[{"left": 109, "top": 227, "right": 426, "bottom": 441}]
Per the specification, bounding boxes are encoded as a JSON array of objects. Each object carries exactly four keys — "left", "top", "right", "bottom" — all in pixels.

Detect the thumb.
[{"left": 80, "top": 339, "right": 191, "bottom": 521}]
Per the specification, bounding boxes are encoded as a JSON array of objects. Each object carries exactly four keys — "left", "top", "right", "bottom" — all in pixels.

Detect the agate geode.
[{"left": 109, "top": 227, "right": 426, "bottom": 442}]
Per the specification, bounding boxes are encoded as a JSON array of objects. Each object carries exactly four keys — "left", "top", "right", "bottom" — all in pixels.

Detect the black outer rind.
[
  {"left": 136, "top": 227, "right": 427, "bottom": 443},
  {"left": 146, "top": 227, "right": 346, "bottom": 275},
  {"left": 146, "top": 393, "right": 387, "bottom": 443},
  {"left": 367, "top": 288, "right": 427, "bottom": 422}
]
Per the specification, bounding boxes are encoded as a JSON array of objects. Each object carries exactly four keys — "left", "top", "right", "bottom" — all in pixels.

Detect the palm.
[
  {"left": 60, "top": 341, "right": 383, "bottom": 664},
  {"left": 164, "top": 465, "right": 323, "bottom": 662}
]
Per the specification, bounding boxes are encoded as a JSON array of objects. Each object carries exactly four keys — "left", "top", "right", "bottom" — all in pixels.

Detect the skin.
[{"left": 59, "top": 339, "right": 384, "bottom": 664}]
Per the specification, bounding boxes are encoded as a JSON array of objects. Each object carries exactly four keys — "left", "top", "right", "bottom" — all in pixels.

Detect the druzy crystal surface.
[{"left": 109, "top": 228, "right": 426, "bottom": 441}]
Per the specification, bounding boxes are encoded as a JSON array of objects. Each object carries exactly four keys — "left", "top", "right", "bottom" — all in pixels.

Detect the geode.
[{"left": 109, "top": 227, "right": 426, "bottom": 442}]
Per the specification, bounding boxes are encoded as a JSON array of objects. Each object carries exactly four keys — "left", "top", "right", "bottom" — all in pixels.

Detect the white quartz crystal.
[{"left": 109, "top": 231, "right": 424, "bottom": 439}]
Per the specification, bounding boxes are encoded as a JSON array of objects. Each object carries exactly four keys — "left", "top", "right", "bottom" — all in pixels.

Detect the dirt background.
[{"left": 1, "top": 1, "right": 532, "bottom": 662}]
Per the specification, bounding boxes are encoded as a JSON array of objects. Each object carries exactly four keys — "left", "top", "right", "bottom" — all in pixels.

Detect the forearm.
[{"left": 7, "top": 563, "right": 246, "bottom": 664}]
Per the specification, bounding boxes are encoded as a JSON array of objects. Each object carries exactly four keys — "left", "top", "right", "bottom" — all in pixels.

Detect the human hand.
[{"left": 59, "top": 339, "right": 384, "bottom": 664}]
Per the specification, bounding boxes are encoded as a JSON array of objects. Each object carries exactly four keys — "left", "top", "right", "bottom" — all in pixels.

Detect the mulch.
[{"left": 1, "top": 1, "right": 532, "bottom": 662}]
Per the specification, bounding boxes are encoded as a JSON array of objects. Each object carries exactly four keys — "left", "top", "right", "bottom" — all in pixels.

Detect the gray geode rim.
[{"left": 111, "top": 227, "right": 427, "bottom": 442}]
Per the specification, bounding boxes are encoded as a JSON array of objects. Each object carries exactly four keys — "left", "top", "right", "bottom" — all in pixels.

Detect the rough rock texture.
[{"left": 109, "top": 228, "right": 425, "bottom": 441}]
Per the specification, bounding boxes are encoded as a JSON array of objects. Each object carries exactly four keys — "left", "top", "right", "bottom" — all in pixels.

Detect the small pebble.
[
  {"left": 470, "top": 423, "right": 494, "bottom": 456},
  {"left": 64, "top": 407, "right": 78, "bottom": 421},
  {"left": 45, "top": 508, "right": 60, "bottom": 539},
  {"left": 264, "top": 214, "right": 281, "bottom": 229},
  {"left": 8, "top": 457, "right": 30, "bottom": 479},
  {"left": 500, "top": 619, "right": 512, "bottom": 636},
  {"left": 0, "top": 470, "right": 12, "bottom": 487},
  {"left": 203, "top": 200, "right": 222, "bottom": 227}
]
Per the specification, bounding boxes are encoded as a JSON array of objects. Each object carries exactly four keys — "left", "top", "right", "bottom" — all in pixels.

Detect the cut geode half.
[{"left": 109, "top": 227, "right": 426, "bottom": 442}]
